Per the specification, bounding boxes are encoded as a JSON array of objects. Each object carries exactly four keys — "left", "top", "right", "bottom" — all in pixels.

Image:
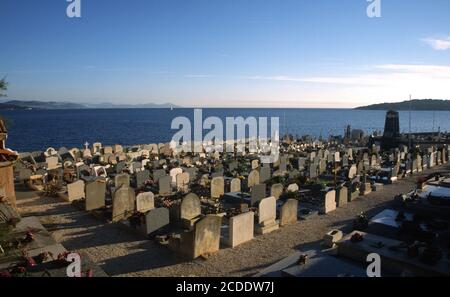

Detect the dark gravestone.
[
  {"left": 136, "top": 170, "right": 150, "bottom": 188},
  {"left": 183, "top": 167, "right": 198, "bottom": 181},
  {"left": 259, "top": 165, "right": 270, "bottom": 183},
  {"left": 251, "top": 183, "right": 266, "bottom": 206},
  {"left": 116, "top": 162, "right": 126, "bottom": 174},
  {"left": 159, "top": 175, "right": 172, "bottom": 195},
  {"left": 144, "top": 208, "right": 170, "bottom": 235},
  {"left": 153, "top": 169, "right": 166, "bottom": 183}
]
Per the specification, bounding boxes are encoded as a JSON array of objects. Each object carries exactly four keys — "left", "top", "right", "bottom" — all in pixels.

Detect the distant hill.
[
  {"left": 1, "top": 100, "right": 86, "bottom": 109},
  {"left": 0, "top": 99, "right": 180, "bottom": 110},
  {"left": 355, "top": 99, "right": 450, "bottom": 111}
]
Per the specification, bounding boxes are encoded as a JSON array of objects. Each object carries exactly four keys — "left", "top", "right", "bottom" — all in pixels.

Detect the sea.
[{"left": 1, "top": 108, "right": 449, "bottom": 152}]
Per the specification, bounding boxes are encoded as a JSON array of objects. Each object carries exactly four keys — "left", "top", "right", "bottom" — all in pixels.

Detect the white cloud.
[
  {"left": 422, "top": 37, "right": 450, "bottom": 50},
  {"left": 240, "top": 63, "right": 450, "bottom": 107},
  {"left": 184, "top": 74, "right": 214, "bottom": 78}
]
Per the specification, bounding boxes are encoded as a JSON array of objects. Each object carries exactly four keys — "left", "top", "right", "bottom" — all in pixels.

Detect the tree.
[{"left": 0, "top": 78, "right": 7, "bottom": 97}]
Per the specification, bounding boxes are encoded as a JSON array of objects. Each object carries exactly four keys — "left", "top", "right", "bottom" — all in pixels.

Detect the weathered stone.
[
  {"left": 225, "top": 211, "right": 254, "bottom": 247},
  {"left": 259, "top": 165, "right": 271, "bottom": 183},
  {"left": 67, "top": 180, "right": 85, "bottom": 202},
  {"left": 248, "top": 169, "right": 260, "bottom": 188},
  {"left": 176, "top": 172, "right": 190, "bottom": 192},
  {"left": 159, "top": 175, "right": 172, "bottom": 195},
  {"left": 46, "top": 156, "right": 59, "bottom": 170},
  {"left": 287, "top": 183, "right": 299, "bottom": 193},
  {"left": 270, "top": 183, "right": 283, "bottom": 199},
  {"left": 280, "top": 199, "right": 298, "bottom": 226},
  {"left": 136, "top": 170, "right": 150, "bottom": 188},
  {"left": 144, "top": 208, "right": 170, "bottom": 235},
  {"left": 336, "top": 186, "right": 348, "bottom": 207},
  {"left": 230, "top": 178, "right": 241, "bottom": 192},
  {"left": 170, "top": 167, "right": 183, "bottom": 183},
  {"left": 136, "top": 192, "right": 155, "bottom": 213},
  {"left": 255, "top": 196, "right": 279, "bottom": 234},
  {"left": 180, "top": 193, "right": 201, "bottom": 221},
  {"left": 112, "top": 187, "right": 135, "bottom": 222},
  {"left": 211, "top": 176, "right": 224, "bottom": 198},
  {"left": 115, "top": 173, "right": 130, "bottom": 189},
  {"left": 153, "top": 169, "right": 166, "bottom": 182},
  {"left": 85, "top": 179, "right": 106, "bottom": 211},
  {"left": 323, "top": 190, "right": 336, "bottom": 214}
]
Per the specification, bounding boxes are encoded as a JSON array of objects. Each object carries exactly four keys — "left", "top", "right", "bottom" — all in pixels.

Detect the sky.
[{"left": 1, "top": 0, "right": 450, "bottom": 108}]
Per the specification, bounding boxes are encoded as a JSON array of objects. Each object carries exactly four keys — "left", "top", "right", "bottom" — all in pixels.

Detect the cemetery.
[{"left": 1, "top": 117, "right": 450, "bottom": 277}]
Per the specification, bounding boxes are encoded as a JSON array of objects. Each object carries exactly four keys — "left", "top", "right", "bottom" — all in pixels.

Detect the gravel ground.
[{"left": 15, "top": 164, "right": 450, "bottom": 277}]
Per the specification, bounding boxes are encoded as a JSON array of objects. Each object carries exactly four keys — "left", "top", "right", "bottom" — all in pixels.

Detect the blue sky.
[{"left": 1, "top": 0, "right": 450, "bottom": 107}]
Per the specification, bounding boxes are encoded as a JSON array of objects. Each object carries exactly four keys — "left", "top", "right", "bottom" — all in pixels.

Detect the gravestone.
[
  {"left": 318, "top": 158, "right": 327, "bottom": 174},
  {"left": 132, "top": 162, "right": 142, "bottom": 173},
  {"left": 67, "top": 180, "right": 85, "bottom": 202},
  {"left": 92, "top": 142, "right": 102, "bottom": 154},
  {"left": 136, "top": 192, "right": 155, "bottom": 213},
  {"left": 230, "top": 178, "right": 241, "bottom": 192},
  {"left": 309, "top": 164, "right": 317, "bottom": 179},
  {"left": 279, "top": 156, "right": 287, "bottom": 173},
  {"left": 251, "top": 183, "right": 266, "bottom": 206},
  {"left": 115, "top": 173, "right": 130, "bottom": 189},
  {"left": 103, "top": 146, "right": 113, "bottom": 154},
  {"left": 153, "top": 169, "right": 166, "bottom": 182},
  {"left": 348, "top": 165, "right": 357, "bottom": 179},
  {"left": 144, "top": 208, "right": 170, "bottom": 235},
  {"left": 116, "top": 162, "right": 126, "bottom": 174},
  {"left": 336, "top": 186, "right": 348, "bottom": 207},
  {"left": 256, "top": 196, "right": 279, "bottom": 234},
  {"left": 184, "top": 167, "right": 197, "bottom": 181},
  {"left": 180, "top": 193, "right": 201, "bottom": 221},
  {"left": 113, "top": 144, "right": 123, "bottom": 153},
  {"left": 226, "top": 211, "right": 254, "bottom": 247},
  {"left": 211, "top": 176, "right": 225, "bottom": 199},
  {"left": 159, "top": 175, "right": 172, "bottom": 195},
  {"left": 289, "top": 169, "right": 299, "bottom": 179},
  {"left": 280, "top": 199, "right": 298, "bottom": 226},
  {"left": 247, "top": 169, "right": 260, "bottom": 188},
  {"left": 170, "top": 167, "right": 183, "bottom": 183},
  {"left": 176, "top": 172, "right": 190, "bottom": 192},
  {"left": 259, "top": 165, "right": 271, "bottom": 183},
  {"left": 323, "top": 190, "right": 336, "bottom": 214},
  {"left": 85, "top": 179, "right": 106, "bottom": 211},
  {"left": 270, "top": 183, "right": 283, "bottom": 199},
  {"left": 192, "top": 215, "right": 222, "bottom": 258},
  {"left": 287, "top": 183, "right": 299, "bottom": 192},
  {"left": 297, "top": 157, "right": 306, "bottom": 170},
  {"left": 136, "top": 170, "right": 150, "bottom": 188},
  {"left": 46, "top": 156, "right": 59, "bottom": 170},
  {"left": 112, "top": 187, "right": 135, "bottom": 222},
  {"left": 342, "top": 155, "right": 349, "bottom": 167}
]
